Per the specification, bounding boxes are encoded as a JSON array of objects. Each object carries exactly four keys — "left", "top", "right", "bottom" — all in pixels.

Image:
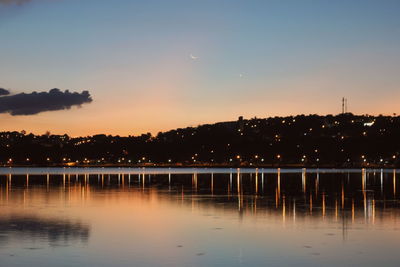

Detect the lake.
[{"left": 0, "top": 168, "right": 399, "bottom": 266}]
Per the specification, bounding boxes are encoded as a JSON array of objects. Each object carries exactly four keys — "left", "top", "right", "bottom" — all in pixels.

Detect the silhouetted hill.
[{"left": 1, "top": 113, "right": 399, "bottom": 167}]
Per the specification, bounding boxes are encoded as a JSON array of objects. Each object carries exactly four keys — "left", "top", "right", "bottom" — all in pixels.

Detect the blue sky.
[{"left": 1, "top": 0, "right": 400, "bottom": 135}]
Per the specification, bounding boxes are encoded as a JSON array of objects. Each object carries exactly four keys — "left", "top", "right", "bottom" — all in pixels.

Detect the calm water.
[{"left": 0, "top": 168, "right": 399, "bottom": 267}]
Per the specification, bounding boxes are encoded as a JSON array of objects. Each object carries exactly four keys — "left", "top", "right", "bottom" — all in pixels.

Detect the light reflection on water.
[{"left": 0, "top": 168, "right": 399, "bottom": 267}]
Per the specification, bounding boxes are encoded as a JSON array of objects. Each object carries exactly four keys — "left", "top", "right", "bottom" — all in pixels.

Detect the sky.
[{"left": 0, "top": 0, "right": 400, "bottom": 136}]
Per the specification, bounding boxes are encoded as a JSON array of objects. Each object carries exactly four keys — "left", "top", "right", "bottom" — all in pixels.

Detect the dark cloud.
[
  {"left": 0, "top": 88, "right": 93, "bottom": 115},
  {"left": 0, "top": 0, "right": 31, "bottom": 5},
  {"left": 0, "top": 88, "right": 10, "bottom": 96}
]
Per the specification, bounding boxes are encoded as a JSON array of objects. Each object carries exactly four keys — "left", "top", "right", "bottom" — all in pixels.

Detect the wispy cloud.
[
  {"left": 0, "top": 0, "right": 31, "bottom": 5},
  {"left": 0, "top": 88, "right": 93, "bottom": 115}
]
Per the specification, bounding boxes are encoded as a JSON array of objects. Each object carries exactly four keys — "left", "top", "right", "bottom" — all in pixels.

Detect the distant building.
[{"left": 238, "top": 116, "right": 244, "bottom": 132}]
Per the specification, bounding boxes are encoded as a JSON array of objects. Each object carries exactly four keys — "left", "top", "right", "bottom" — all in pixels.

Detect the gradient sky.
[{"left": 1, "top": 0, "right": 400, "bottom": 136}]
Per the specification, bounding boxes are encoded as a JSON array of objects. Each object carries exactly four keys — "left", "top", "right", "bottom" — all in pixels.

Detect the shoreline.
[
  {"left": 0, "top": 163, "right": 398, "bottom": 169},
  {"left": 0, "top": 166, "right": 399, "bottom": 175}
]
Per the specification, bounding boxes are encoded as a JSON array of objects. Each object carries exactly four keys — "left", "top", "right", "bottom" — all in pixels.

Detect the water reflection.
[
  {"left": 0, "top": 216, "right": 89, "bottom": 247},
  {"left": 2, "top": 169, "right": 400, "bottom": 230},
  {"left": 0, "top": 168, "right": 400, "bottom": 266}
]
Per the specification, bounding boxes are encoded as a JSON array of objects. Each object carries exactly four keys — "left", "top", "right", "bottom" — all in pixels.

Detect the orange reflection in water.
[{"left": 1, "top": 170, "right": 400, "bottom": 267}]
